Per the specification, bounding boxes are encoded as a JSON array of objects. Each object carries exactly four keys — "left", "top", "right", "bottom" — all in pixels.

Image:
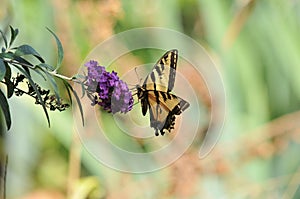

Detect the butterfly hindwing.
[
  {"left": 136, "top": 49, "right": 190, "bottom": 136},
  {"left": 147, "top": 91, "right": 189, "bottom": 136}
]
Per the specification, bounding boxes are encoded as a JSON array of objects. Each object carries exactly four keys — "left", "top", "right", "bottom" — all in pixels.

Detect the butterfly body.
[{"left": 136, "top": 49, "right": 190, "bottom": 136}]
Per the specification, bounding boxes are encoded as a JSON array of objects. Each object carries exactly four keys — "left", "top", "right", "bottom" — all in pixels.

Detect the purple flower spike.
[{"left": 85, "top": 60, "right": 133, "bottom": 114}]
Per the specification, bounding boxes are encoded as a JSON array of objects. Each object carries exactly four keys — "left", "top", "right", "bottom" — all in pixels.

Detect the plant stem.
[
  {"left": 3, "top": 58, "right": 35, "bottom": 69},
  {"left": 3, "top": 58, "right": 74, "bottom": 81},
  {"left": 48, "top": 71, "right": 73, "bottom": 81}
]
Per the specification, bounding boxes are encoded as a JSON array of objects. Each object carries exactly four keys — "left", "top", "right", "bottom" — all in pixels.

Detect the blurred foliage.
[{"left": 1, "top": 0, "right": 300, "bottom": 198}]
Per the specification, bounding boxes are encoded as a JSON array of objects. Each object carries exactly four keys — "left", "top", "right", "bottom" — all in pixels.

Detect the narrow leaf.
[
  {"left": 0, "top": 52, "right": 14, "bottom": 59},
  {"left": 63, "top": 81, "right": 84, "bottom": 125},
  {"left": 4, "top": 63, "right": 13, "bottom": 98},
  {"left": 73, "top": 74, "right": 86, "bottom": 79},
  {"left": 44, "top": 72, "right": 61, "bottom": 104},
  {"left": 37, "top": 63, "right": 55, "bottom": 71},
  {"left": 9, "top": 26, "right": 19, "bottom": 47},
  {"left": 13, "top": 56, "right": 34, "bottom": 76},
  {"left": 0, "top": 29, "right": 8, "bottom": 49},
  {"left": 16, "top": 66, "right": 50, "bottom": 127},
  {"left": 0, "top": 89, "right": 11, "bottom": 130},
  {"left": 13, "top": 55, "right": 34, "bottom": 67},
  {"left": 0, "top": 59, "right": 6, "bottom": 81},
  {"left": 64, "top": 81, "right": 73, "bottom": 105},
  {"left": 46, "top": 28, "right": 64, "bottom": 70},
  {"left": 14, "top": 45, "right": 45, "bottom": 63},
  {"left": 80, "top": 82, "right": 86, "bottom": 98},
  {"left": 72, "top": 74, "right": 86, "bottom": 98},
  {"left": 33, "top": 68, "right": 47, "bottom": 81},
  {"left": 4, "top": 62, "right": 11, "bottom": 80},
  {"left": 6, "top": 81, "right": 14, "bottom": 99}
]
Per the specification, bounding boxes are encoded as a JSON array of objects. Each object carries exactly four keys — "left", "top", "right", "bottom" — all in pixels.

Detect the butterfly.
[{"left": 136, "top": 49, "right": 190, "bottom": 136}]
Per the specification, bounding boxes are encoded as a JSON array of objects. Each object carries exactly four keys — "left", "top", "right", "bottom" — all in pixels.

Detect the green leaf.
[
  {"left": 4, "top": 60, "right": 11, "bottom": 80},
  {"left": 14, "top": 44, "right": 45, "bottom": 63},
  {"left": 9, "top": 26, "right": 19, "bottom": 47},
  {"left": 63, "top": 80, "right": 84, "bottom": 125},
  {"left": 6, "top": 81, "right": 14, "bottom": 99},
  {"left": 73, "top": 74, "right": 86, "bottom": 79},
  {"left": 15, "top": 65, "right": 50, "bottom": 127},
  {"left": 0, "top": 29, "right": 8, "bottom": 49},
  {"left": 33, "top": 68, "right": 47, "bottom": 81},
  {"left": 0, "top": 89, "right": 11, "bottom": 130},
  {"left": 47, "top": 28, "right": 64, "bottom": 70},
  {"left": 0, "top": 52, "right": 15, "bottom": 59},
  {"left": 0, "top": 59, "right": 6, "bottom": 81},
  {"left": 44, "top": 71, "right": 61, "bottom": 104},
  {"left": 13, "top": 56, "right": 33, "bottom": 75},
  {"left": 64, "top": 81, "right": 73, "bottom": 105},
  {"left": 37, "top": 63, "right": 55, "bottom": 71},
  {"left": 72, "top": 74, "right": 87, "bottom": 98},
  {"left": 80, "top": 82, "right": 86, "bottom": 98},
  {"left": 4, "top": 63, "right": 14, "bottom": 98},
  {"left": 13, "top": 54, "right": 34, "bottom": 67}
]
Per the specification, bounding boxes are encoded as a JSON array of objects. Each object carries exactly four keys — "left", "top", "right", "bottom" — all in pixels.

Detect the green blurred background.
[{"left": 1, "top": 0, "right": 300, "bottom": 198}]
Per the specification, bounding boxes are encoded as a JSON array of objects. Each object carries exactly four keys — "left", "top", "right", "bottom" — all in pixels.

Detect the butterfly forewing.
[{"left": 143, "top": 49, "right": 178, "bottom": 92}]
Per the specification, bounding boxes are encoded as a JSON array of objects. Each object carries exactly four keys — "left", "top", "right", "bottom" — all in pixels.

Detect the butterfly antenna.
[
  {"left": 135, "top": 67, "right": 143, "bottom": 85},
  {"left": 126, "top": 67, "right": 143, "bottom": 90},
  {"left": 129, "top": 87, "right": 137, "bottom": 91}
]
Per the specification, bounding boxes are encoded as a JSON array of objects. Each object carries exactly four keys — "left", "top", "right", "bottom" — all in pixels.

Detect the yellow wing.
[
  {"left": 143, "top": 49, "right": 178, "bottom": 92},
  {"left": 136, "top": 49, "right": 190, "bottom": 136},
  {"left": 147, "top": 91, "right": 189, "bottom": 136}
]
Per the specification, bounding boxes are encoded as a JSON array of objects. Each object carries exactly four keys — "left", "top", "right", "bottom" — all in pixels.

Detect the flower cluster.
[{"left": 85, "top": 60, "right": 133, "bottom": 113}]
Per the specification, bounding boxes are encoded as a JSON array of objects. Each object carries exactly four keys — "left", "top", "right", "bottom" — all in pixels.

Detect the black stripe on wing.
[
  {"left": 167, "top": 49, "right": 177, "bottom": 92},
  {"left": 147, "top": 91, "right": 190, "bottom": 136},
  {"left": 144, "top": 49, "right": 178, "bottom": 92}
]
